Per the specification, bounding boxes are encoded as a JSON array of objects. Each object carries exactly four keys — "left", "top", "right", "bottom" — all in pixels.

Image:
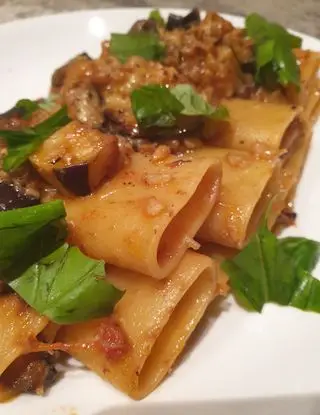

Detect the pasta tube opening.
[
  {"left": 66, "top": 153, "right": 221, "bottom": 279},
  {"left": 280, "top": 118, "right": 304, "bottom": 160},
  {"left": 56, "top": 252, "right": 223, "bottom": 399},
  {"left": 196, "top": 148, "right": 280, "bottom": 249},
  {"left": 157, "top": 164, "right": 221, "bottom": 271},
  {"left": 135, "top": 266, "right": 214, "bottom": 399},
  {"left": 245, "top": 162, "right": 282, "bottom": 239},
  {"left": 204, "top": 99, "right": 303, "bottom": 157}
]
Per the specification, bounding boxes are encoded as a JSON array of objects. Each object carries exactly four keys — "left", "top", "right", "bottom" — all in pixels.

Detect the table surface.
[{"left": 0, "top": 0, "right": 319, "bottom": 38}]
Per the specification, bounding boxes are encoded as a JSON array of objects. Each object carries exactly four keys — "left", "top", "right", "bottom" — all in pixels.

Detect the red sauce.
[{"left": 95, "top": 318, "right": 130, "bottom": 361}]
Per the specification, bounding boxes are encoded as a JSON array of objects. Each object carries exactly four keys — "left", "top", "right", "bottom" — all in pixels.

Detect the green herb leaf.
[
  {"left": 288, "top": 269, "right": 320, "bottom": 312},
  {"left": 110, "top": 33, "right": 166, "bottom": 63},
  {"left": 279, "top": 237, "right": 320, "bottom": 272},
  {"left": 131, "top": 84, "right": 229, "bottom": 129},
  {"left": 0, "top": 200, "right": 123, "bottom": 324},
  {"left": 10, "top": 243, "right": 123, "bottom": 324},
  {"left": 15, "top": 99, "right": 40, "bottom": 120},
  {"left": 245, "top": 13, "right": 269, "bottom": 43},
  {"left": 222, "top": 220, "right": 320, "bottom": 314},
  {"left": 171, "top": 84, "right": 229, "bottom": 119},
  {"left": 149, "top": 9, "right": 165, "bottom": 26},
  {"left": 0, "top": 106, "right": 70, "bottom": 172},
  {"left": 131, "top": 84, "right": 183, "bottom": 128},
  {"left": 245, "top": 13, "right": 302, "bottom": 88},
  {"left": 0, "top": 200, "right": 67, "bottom": 280}
]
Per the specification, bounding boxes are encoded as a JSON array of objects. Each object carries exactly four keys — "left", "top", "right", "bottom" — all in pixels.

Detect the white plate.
[{"left": 0, "top": 8, "right": 320, "bottom": 415}]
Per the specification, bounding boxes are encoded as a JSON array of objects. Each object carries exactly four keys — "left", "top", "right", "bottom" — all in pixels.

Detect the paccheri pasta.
[
  {"left": 0, "top": 8, "right": 319, "bottom": 403},
  {"left": 66, "top": 152, "right": 221, "bottom": 278},
  {"left": 58, "top": 251, "right": 221, "bottom": 398}
]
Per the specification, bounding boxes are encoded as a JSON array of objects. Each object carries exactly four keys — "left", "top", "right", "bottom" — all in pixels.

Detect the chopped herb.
[
  {"left": 0, "top": 200, "right": 123, "bottom": 324},
  {"left": 131, "top": 84, "right": 229, "bottom": 129},
  {"left": 110, "top": 33, "right": 166, "bottom": 63},
  {"left": 0, "top": 106, "right": 70, "bottom": 172},
  {"left": 148, "top": 9, "right": 165, "bottom": 27},
  {"left": 245, "top": 13, "right": 302, "bottom": 88},
  {"left": 222, "top": 217, "right": 320, "bottom": 313}
]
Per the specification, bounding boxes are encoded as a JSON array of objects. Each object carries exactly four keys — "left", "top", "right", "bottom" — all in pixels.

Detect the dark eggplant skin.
[
  {"left": 166, "top": 8, "right": 200, "bottom": 31},
  {"left": 51, "top": 53, "right": 92, "bottom": 91},
  {"left": 182, "top": 8, "right": 201, "bottom": 28},
  {"left": 166, "top": 14, "right": 184, "bottom": 31},
  {"left": 0, "top": 181, "right": 39, "bottom": 211},
  {"left": 1, "top": 352, "right": 59, "bottom": 395},
  {"left": 0, "top": 105, "right": 24, "bottom": 120},
  {"left": 64, "top": 82, "right": 104, "bottom": 128},
  {"left": 241, "top": 61, "right": 256, "bottom": 75},
  {"left": 129, "top": 19, "right": 158, "bottom": 34},
  {"left": 54, "top": 164, "right": 90, "bottom": 197}
]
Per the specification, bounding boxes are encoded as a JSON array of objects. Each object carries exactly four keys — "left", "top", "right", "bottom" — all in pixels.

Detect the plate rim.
[
  {"left": 0, "top": 7, "right": 318, "bottom": 45},
  {"left": 0, "top": 6, "right": 319, "bottom": 415}
]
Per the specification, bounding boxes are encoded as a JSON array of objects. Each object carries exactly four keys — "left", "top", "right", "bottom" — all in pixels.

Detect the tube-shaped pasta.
[
  {"left": 0, "top": 295, "right": 49, "bottom": 402},
  {"left": 57, "top": 251, "right": 224, "bottom": 399},
  {"left": 0, "top": 295, "right": 48, "bottom": 377},
  {"left": 303, "top": 79, "right": 320, "bottom": 125},
  {"left": 294, "top": 50, "right": 320, "bottom": 121},
  {"left": 66, "top": 152, "right": 221, "bottom": 279},
  {"left": 276, "top": 126, "right": 313, "bottom": 211},
  {"left": 196, "top": 148, "right": 282, "bottom": 248},
  {"left": 203, "top": 99, "right": 303, "bottom": 154}
]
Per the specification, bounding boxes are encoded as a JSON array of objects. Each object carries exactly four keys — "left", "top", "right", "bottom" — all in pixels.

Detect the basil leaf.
[
  {"left": 246, "top": 13, "right": 269, "bottom": 43},
  {"left": 131, "top": 84, "right": 229, "bottom": 129},
  {"left": 149, "top": 9, "right": 165, "bottom": 27},
  {"left": 0, "top": 200, "right": 67, "bottom": 280},
  {"left": 171, "top": 84, "right": 229, "bottom": 119},
  {"left": 289, "top": 269, "right": 320, "bottom": 312},
  {"left": 15, "top": 99, "right": 40, "bottom": 120},
  {"left": 110, "top": 33, "right": 166, "bottom": 63},
  {"left": 10, "top": 243, "right": 123, "bottom": 324},
  {"left": 255, "top": 39, "right": 275, "bottom": 68},
  {"left": 274, "top": 45, "right": 300, "bottom": 86},
  {"left": 0, "top": 106, "right": 70, "bottom": 172},
  {"left": 222, "top": 220, "right": 320, "bottom": 314},
  {"left": 245, "top": 13, "right": 302, "bottom": 88},
  {"left": 0, "top": 200, "right": 123, "bottom": 324},
  {"left": 131, "top": 84, "right": 183, "bottom": 128},
  {"left": 279, "top": 237, "right": 320, "bottom": 272}
]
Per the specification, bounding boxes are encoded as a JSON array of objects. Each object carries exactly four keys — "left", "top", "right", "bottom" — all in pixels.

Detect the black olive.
[
  {"left": 0, "top": 181, "right": 39, "bottom": 211},
  {"left": 54, "top": 164, "right": 90, "bottom": 196}
]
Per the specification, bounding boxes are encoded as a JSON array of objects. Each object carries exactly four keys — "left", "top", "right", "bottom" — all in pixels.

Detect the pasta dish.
[{"left": 0, "top": 9, "right": 319, "bottom": 402}]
